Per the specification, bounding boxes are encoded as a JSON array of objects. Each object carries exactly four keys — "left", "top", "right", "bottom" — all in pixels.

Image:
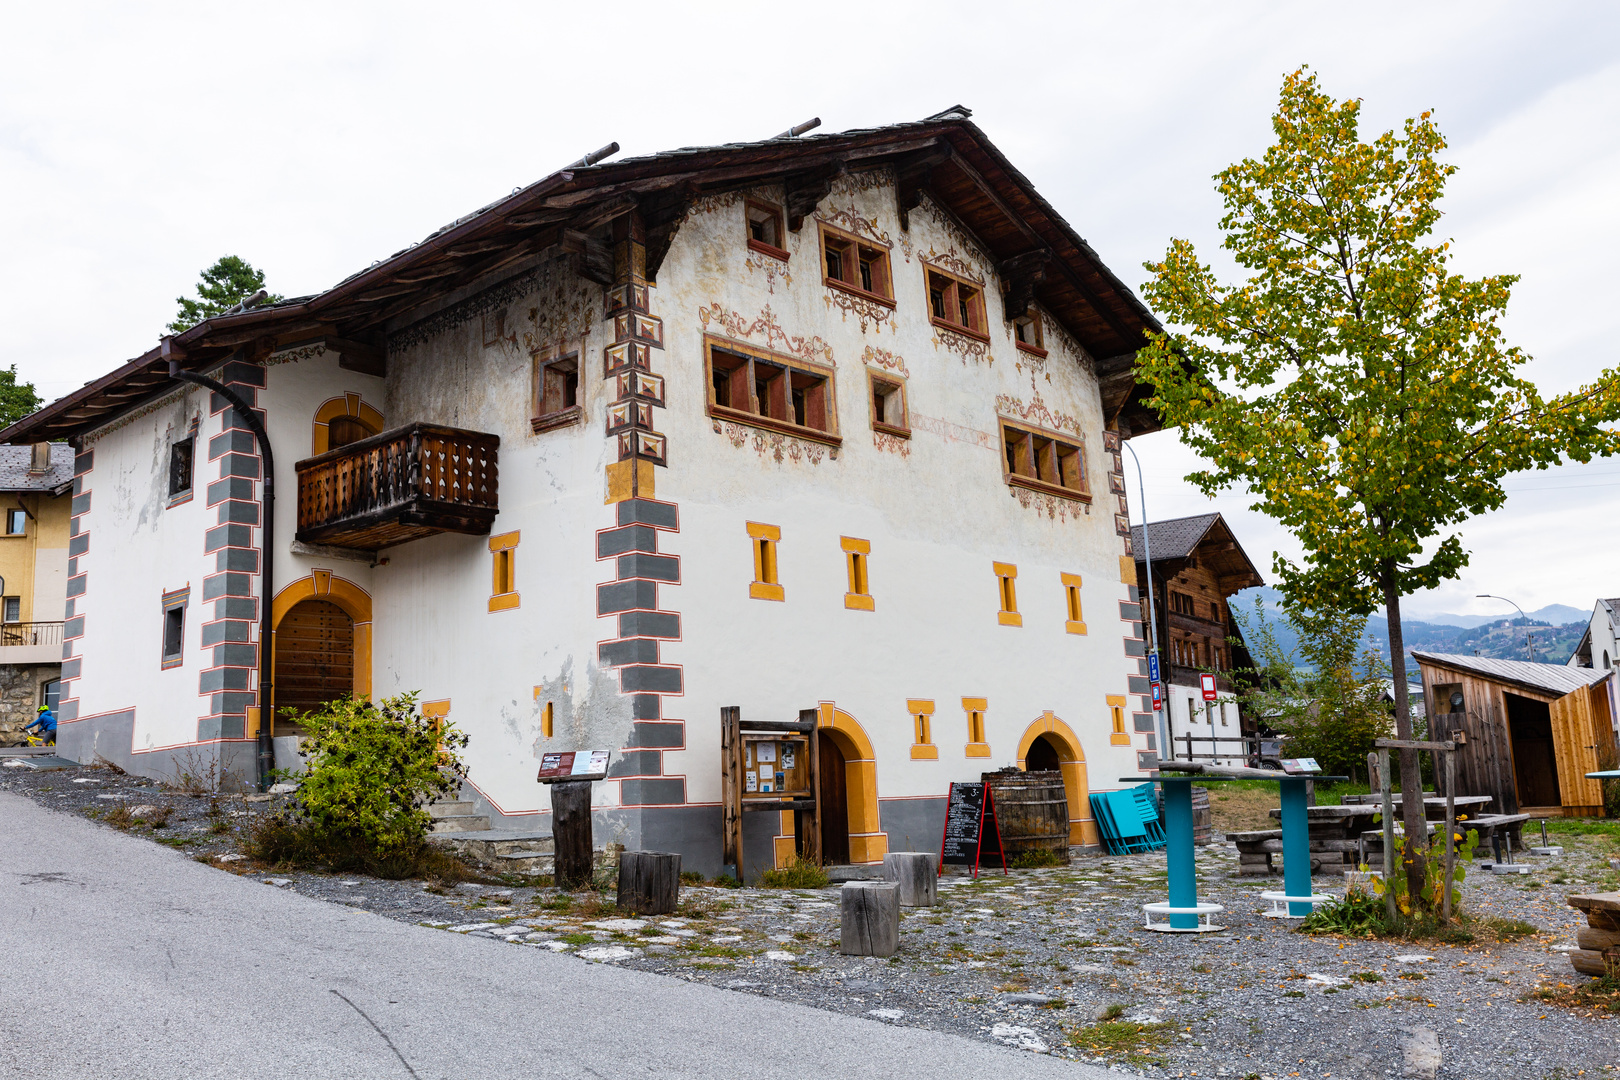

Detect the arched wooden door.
[{"left": 273, "top": 598, "right": 355, "bottom": 727}]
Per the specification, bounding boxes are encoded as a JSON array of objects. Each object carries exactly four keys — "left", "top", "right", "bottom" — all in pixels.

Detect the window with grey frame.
[{"left": 168, "top": 437, "right": 194, "bottom": 498}]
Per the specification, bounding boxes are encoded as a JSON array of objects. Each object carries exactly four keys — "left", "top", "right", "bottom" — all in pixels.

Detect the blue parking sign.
[{"left": 1147, "top": 652, "right": 1160, "bottom": 683}]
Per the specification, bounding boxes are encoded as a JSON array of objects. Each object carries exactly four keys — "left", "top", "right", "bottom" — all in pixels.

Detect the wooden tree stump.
[
  {"left": 840, "top": 881, "right": 900, "bottom": 957},
  {"left": 617, "top": 851, "right": 681, "bottom": 915},
  {"left": 882, "top": 851, "right": 937, "bottom": 907},
  {"left": 550, "top": 780, "right": 593, "bottom": 889}
]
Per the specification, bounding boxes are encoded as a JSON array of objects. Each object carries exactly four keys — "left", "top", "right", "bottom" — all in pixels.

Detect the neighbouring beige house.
[
  {"left": 0, "top": 442, "right": 72, "bottom": 743},
  {"left": 4, "top": 108, "right": 1173, "bottom": 877}
]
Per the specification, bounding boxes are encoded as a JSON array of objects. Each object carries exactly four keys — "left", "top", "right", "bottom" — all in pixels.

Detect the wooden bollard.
[
  {"left": 550, "top": 780, "right": 593, "bottom": 889},
  {"left": 882, "top": 851, "right": 937, "bottom": 907},
  {"left": 617, "top": 851, "right": 681, "bottom": 915},
  {"left": 840, "top": 881, "right": 900, "bottom": 957}
]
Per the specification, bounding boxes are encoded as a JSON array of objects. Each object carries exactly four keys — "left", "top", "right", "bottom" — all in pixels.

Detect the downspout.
[{"left": 167, "top": 353, "right": 275, "bottom": 792}]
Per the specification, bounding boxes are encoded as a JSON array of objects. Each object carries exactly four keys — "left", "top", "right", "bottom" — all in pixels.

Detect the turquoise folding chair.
[
  {"left": 1132, "top": 784, "right": 1166, "bottom": 846},
  {"left": 1104, "top": 790, "right": 1153, "bottom": 853},
  {"left": 1090, "top": 792, "right": 1133, "bottom": 854}
]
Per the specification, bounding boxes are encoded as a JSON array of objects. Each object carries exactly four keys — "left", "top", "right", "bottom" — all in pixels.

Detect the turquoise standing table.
[
  {"left": 1123, "top": 774, "right": 1231, "bottom": 932},
  {"left": 1133, "top": 766, "right": 1349, "bottom": 928}
]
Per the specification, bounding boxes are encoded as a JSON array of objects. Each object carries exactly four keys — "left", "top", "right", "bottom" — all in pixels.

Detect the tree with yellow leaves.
[{"left": 1137, "top": 69, "right": 1620, "bottom": 906}]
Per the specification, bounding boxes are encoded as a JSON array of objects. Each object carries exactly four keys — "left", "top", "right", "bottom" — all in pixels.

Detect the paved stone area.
[{"left": 6, "top": 763, "right": 1620, "bottom": 1078}]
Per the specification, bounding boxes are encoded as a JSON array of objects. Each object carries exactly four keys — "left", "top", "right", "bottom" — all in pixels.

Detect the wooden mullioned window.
[
  {"left": 1000, "top": 420, "right": 1089, "bottom": 501},
  {"left": 706, "top": 337, "right": 839, "bottom": 445},
  {"left": 908, "top": 698, "right": 937, "bottom": 760},
  {"left": 994, "top": 561, "right": 1020, "bottom": 627},
  {"left": 818, "top": 223, "right": 894, "bottom": 305},
  {"left": 962, "top": 696, "right": 990, "bottom": 757},
  {"left": 747, "top": 521, "right": 783, "bottom": 602},
  {"left": 926, "top": 265, "right": 989, "bottom": 341}
]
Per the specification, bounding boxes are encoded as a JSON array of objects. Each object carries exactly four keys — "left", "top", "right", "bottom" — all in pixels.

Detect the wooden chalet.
[{"left": 1415, "top": 652, "right": 1617, "bottom": 818}]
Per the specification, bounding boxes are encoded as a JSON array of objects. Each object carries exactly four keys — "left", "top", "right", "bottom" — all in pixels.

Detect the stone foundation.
[{"left": 0, "top": 663, "right": 59, "bottom": 745}]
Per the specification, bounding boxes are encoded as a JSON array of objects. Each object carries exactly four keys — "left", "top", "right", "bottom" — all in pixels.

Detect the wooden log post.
[
  {"left": 882, "top": 852, "right": 937, "bottom": 907},
  {"left": 551, "top": 780, "right": 594, "bottom": 890},
  {"left": 839, "top": 881, "right": 900, "bottom": 957},
  {"left": 617, "top": 851, "right": 682, "bottom": 915}
]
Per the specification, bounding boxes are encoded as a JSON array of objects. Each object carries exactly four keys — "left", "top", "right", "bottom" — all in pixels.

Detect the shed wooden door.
[
  {"left": 1506, "top": 692, "right": 1561, "bottom": 809},
  {"left": 274, "top": 599, "right": 354, "bottom": 723},
  {"left": 818, "top": 730, "right": 850, "bottom": 865}
]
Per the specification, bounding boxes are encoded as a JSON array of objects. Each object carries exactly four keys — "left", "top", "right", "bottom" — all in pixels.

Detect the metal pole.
[
  {"left": 1121, "top": 441, "right": 1168, "bottom": 767},
  {"left": 1476, "top": 594, "right": 1532, "bottom": 661},
  {"left": 168, "top": 354, "right": 275, "bottom": 792}
]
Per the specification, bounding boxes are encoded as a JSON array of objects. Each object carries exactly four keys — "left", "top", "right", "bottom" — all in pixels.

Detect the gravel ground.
[{"left": 6, "top": 758, "right": 1619, "bottom": 1079}]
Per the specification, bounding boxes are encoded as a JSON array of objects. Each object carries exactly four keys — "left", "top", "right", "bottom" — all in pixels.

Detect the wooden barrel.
[
  {"left": 982, "top": 769, "right": 1070, "bottom": 864},
  {"left": 1191, "top": 786, "right": 1212, "bottom": 846}
]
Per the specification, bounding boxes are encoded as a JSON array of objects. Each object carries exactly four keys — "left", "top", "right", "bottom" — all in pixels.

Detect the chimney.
[{"left": 28, "top": 443, "right": 50, "bottom": 475}]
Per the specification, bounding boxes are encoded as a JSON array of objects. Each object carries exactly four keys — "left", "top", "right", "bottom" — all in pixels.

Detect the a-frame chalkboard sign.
[{"left": 939, "top": 781, "right": 1008, "bottom": 878}]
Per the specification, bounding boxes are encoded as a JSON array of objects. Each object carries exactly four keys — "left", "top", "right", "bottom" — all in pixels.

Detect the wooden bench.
[{"left": 1460, "top": 812, "right": 1530, "bottom": 852}]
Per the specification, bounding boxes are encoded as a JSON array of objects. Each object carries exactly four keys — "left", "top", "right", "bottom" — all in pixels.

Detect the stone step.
[
  {"left": 434, "top": 829, "right": 554, "bottom": 865},
  {"left": 427, "top": 800, "right": 481, "bottom": 819},
  {"left": 429, "top": 814, "right": 492, "bottom": 834}
]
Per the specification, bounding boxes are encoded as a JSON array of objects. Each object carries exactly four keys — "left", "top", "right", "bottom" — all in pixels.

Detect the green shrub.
[
  {"left": 1301, "top": 890, "right": 1387, "bottom": 937},
  {"left": 244, "top": 692, "right": 469, "bottom": 878}
]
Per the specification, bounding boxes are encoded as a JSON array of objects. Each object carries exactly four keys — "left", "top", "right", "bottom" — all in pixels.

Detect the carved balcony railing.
[{"left": 295, "top": 423, "right": 500, "bottom": 551}]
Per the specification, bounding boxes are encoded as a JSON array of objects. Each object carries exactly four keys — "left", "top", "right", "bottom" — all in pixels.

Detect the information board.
[
  {"left": 537, "top": 749, "right": 611, "bottom": 783},
  {"left": 938, "top": 782, "right": 1007, "bottom": 878},
  {"left": 1280, "top": 757, "right": 1321, "bottom": 775},
  {"left": 1200, "top": 672, "right": 1218, "bottom": 702}
]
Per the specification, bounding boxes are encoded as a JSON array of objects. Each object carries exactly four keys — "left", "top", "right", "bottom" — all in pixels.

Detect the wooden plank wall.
[{"left": 1421, "top": 660, "right": 1611, "bottom": 817}]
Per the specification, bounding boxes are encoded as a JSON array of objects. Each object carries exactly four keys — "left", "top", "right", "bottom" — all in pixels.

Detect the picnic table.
[{"left": 1267, "top": 795, "right": 1506, "bottom": 874}]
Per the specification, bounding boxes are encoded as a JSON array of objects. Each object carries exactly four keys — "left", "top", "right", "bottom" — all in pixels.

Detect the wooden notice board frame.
[{"left": 721, "top": 706, "right": 821, "bottom": 875}]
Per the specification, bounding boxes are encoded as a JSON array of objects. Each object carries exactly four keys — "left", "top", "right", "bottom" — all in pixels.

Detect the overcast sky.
[{"left": 2, "top": 1, "right": 1615, "bottom": 622}]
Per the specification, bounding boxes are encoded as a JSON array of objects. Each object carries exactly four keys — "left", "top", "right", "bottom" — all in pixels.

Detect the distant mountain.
[
  {"left": 1227, "top": 587, "right": 1589, "bottom": 675},
  {"left": 1402, "top": 603, "right": 1587, "bottom": 629}
]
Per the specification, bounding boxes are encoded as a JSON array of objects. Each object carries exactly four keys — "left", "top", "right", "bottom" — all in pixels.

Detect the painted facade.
[
  {"left": 16, "top": 112, "right": 1170, "bottom": 877},
  {"left": 0, "top": 443, "right": 71, "bottom": 743}
]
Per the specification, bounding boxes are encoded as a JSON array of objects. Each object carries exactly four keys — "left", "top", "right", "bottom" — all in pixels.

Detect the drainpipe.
[{"left": 167, "top": 350, "right": 275, "bottom": 792}]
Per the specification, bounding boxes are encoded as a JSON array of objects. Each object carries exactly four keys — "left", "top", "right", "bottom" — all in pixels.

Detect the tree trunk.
[
  {"left": 1380, "top": 567, "right": 1427, "bottom": 908},
  {"left": 551, "top": 780, "right": 594, "bottom": 890},
  {"left": 617, "top": 850, "right": 681, "bottom": 915}
]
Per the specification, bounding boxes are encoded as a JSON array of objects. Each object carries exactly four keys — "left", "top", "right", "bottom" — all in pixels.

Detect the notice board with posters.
[{"left": 939, "top": 781, "right": 1007, "bottom": 878}]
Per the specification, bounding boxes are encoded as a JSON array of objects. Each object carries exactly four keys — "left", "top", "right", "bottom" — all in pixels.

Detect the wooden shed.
[{"left": 1414, "top": 652, "right": 1617, "bottom": 818}]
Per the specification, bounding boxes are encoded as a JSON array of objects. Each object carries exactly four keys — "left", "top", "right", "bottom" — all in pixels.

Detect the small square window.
[
  {"left": 745, "top": 200, "right": 788, "bottom": 259},
  {"left": 168, "top": 437, "right": 194, "bottom": 498},
  {"left": 869, "top": 373, "right": 909, "bottom": 436},
  {"left": 2, "top": 597, "right": 18, "bottom": 623},
  {"left": 5, "top": 509, "right": 24, "bottom": 536},
  {"left": 533, "top": 353, "right": 582, "bottom": 432},
  {"left": 1014, "top": 314, "right": 1047, "bottom": 357}
]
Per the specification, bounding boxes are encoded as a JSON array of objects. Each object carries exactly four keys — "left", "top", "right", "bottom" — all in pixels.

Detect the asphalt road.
[{"left": 0, "top": 792, "right": 1116, "bottom": 1079}]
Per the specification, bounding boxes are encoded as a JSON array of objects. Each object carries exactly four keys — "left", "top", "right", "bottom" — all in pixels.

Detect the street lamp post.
[
  {"left": 1122, "top": 441, "right": 1169, "bottom": 768},
  {"left": 1477, "top": 593, "right": 1534, "bottom": 661}
]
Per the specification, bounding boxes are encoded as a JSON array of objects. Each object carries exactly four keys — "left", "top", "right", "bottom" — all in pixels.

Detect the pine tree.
[{"left": 168, "top": 256, "right": 283, "bottom": 333}]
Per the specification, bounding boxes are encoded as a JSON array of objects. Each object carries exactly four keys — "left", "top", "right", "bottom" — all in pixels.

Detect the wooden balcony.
[{"left": 295, "top": 423, "right": 499, "bottom": 551}]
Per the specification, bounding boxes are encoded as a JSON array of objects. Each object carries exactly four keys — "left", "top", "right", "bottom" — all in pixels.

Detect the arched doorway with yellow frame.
[
  {"left": 1015, "top": 711, "right": 1096, "bottom": 847},
  {"left": 265, "top": 570, "right": 373, "bottom": 738},
  {"left": 771, "top": 702, "right": 888, "bottom": 870}
]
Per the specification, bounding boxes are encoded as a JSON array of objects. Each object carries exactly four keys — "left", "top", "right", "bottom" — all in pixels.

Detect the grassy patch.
[
  {"left": 154, "top": 836, "right": 196, "bottom": 848},
  {"left": 1066, "top": 1019, "right": 1177, "bottom": 1064},
  {"left": 759, "top": 857, "right": 829, "bottom": 889},
  {"left": 1009, "top": 850, "right": 1065, "bottom": 869},
  {"left": 559, "top": 933, "right": 595, "bottom": 946},
  {"left": 1350, "top": 971, "right": 1383, "bottom": 983},
  {"left": 1545, "top": 819, "right": 1620, "bottom": 838}
]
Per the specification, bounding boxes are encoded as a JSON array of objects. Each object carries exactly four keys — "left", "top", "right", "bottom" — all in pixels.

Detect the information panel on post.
[
  {"left": 1200, "top": 672, "right": 1218, "bottom": 702},
  {"left": 537, "top": 750, "right": 611, "bottom": 784}
]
